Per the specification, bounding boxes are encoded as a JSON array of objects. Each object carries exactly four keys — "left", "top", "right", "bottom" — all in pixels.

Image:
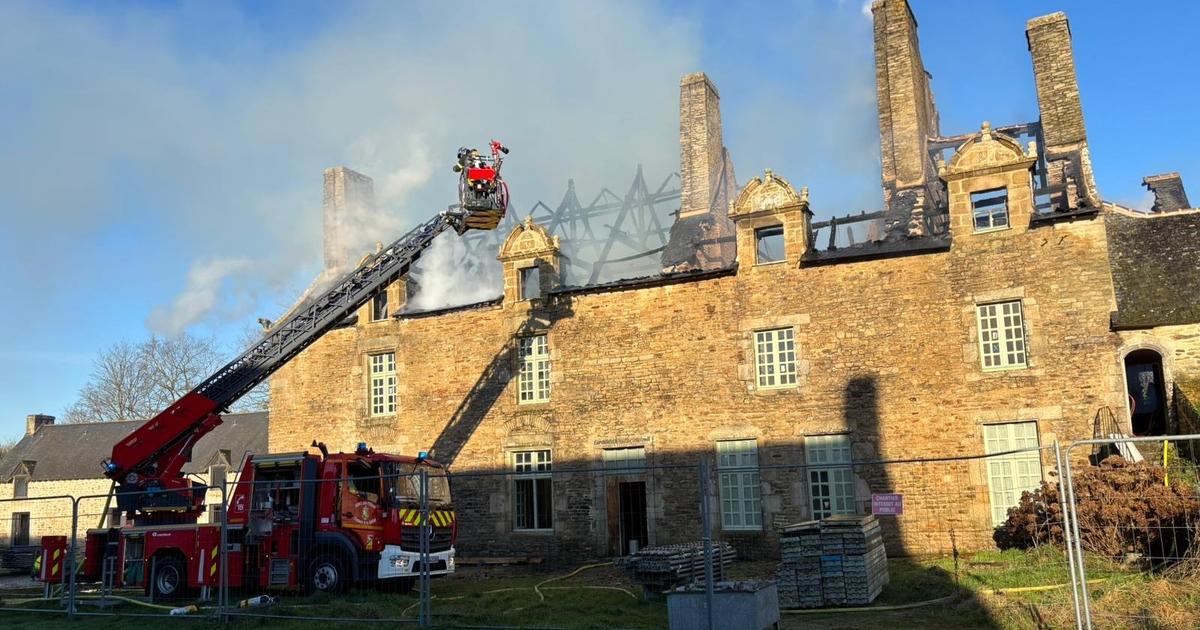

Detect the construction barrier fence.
[{"left": 0, "top": 439, "right": 1195, "bottom": 629}]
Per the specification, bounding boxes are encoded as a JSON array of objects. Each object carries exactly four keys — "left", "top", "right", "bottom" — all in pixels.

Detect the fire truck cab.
[{"left": 81, "top": 444, "right": 456, "bottom": 598}]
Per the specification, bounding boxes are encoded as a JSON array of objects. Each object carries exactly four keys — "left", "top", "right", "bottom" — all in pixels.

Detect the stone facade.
[{"left": 269, "top": 2, "right": 1200, "bottom": 559}]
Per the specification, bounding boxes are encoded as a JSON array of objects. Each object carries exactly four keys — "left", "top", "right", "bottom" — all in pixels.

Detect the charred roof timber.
[{"left": 1142, "top": 173, "right": 1191, "bottom": 213}]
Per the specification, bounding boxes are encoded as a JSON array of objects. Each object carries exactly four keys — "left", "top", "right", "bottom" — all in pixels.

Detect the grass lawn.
[{"left": 1, "top": 550, "right": 1197, "bottom": 629}]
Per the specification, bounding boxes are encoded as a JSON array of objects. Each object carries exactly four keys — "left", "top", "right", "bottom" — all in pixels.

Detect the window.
[
  {"left": 971, "top": 188, "right": 1009, "bottom": 231},
  {"left": 371, "top": 291, "right": 389, "bottom": 321},
  {"left": 107, "top": 508, "right": 121, "bottom": 529},
  {"left": 977, "top": 301, "right": 1027, "bottom": 370},
  {"left": 369, "top": 352, "right": 397, "bottom": 415},
  {"left": 755, "top": 225, "right": 785, "bottom": 264},
  {"left": 602, "top": 447, "right": 646, "bottom": 475},
  {"left": 517, "top": 335, "right": 550, "bottom": 403},
  {"left": 754, "top": 328, "right": 797, "bottom": 389},
  {"left": 983, "top": 422, "right": 1042, "bottom": 526},
  {"left": 806, "top": 434, "right": 855, "bottom": 519},
  {"left": 10, "top": 513, "right": 30, "bottom": 546},
  {"left": 717, "top": 440, "right": 761, "bottom": 530},
  {"left": 207, "top": 504, "right": 225, "bottom": 525},
  {"left": 513, "top": 450, "right": 553, "bottom": 530},
  {"left": 520, "top": 266, "right": 541, "bottom": 301},
  {"left": 209, "top": 465, "right": 227, "bottom": 491},
  {"left": 13, "top": 475, "right": 28, "bottom": 499}
]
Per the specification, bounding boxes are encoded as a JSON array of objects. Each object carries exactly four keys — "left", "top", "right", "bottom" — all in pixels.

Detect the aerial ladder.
[{"left": 101, "top": 152, "right": 510, "bottom": 526}]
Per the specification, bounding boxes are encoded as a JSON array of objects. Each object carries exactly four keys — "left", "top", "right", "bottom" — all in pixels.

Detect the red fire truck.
[{"left": 60, "top": 154, "right": 509, "bottom": 599}]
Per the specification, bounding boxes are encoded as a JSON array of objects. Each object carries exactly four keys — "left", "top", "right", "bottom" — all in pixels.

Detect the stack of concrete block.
[{"left": 776, "top": 515, "right": 888, "bottom": 608}]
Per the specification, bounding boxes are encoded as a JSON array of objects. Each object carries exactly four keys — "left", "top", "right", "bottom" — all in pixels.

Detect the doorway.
[
  {"left": 606, "top": 480, "right": 648, "bottom": 556},
  {"left": 1125, "top": 349, "right": 1167, "bottom": 436}
]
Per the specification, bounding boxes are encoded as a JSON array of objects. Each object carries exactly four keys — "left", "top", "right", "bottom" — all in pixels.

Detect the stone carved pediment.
[
  {"left": 941, "top": 122, "right": 1035, "bottom": 179},
  {"left": 498, "top": 216, "right": 561, "bottom": 261},
  {"left": 731, "top": 169, "right": 808, "bottom": 218}
]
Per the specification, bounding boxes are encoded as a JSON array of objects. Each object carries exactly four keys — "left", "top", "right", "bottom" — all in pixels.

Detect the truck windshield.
[{"left": 383, "top": 463, "right": 451, "bottom": 506}]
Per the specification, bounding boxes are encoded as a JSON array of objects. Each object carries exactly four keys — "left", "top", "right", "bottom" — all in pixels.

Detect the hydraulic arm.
[{"left": 104, "top": 207, "right": 490, "bottom": 524}]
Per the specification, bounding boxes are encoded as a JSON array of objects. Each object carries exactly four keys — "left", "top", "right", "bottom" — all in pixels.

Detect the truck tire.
[
  {"left": 150, "top": 555, "right": 187, "bottom": 600},
  {"left": 378, "top": 577, "right": 414, "bottom": 594},
  {"left": 307, "top": 553, "right": 348, "bottom": 594}
]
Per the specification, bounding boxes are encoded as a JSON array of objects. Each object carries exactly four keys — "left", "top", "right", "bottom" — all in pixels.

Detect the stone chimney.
[
  {"left": 323, "top": 166, "right": 377, "bottom": 272},
  {"left": 1143, "top": 173, "right": 1191, "bottom": 213},
  {"left": 25, "top": 414, "right": 54, "bottom": 436},
  {"left": 872, "top": 0, "right": 942, "bottom": 227},
  {"left": 662, "top": 72, "right": 737, "bottom": 273},
  {"left": 1026, "top": 12, "right": 1100, "bottom": 207}
]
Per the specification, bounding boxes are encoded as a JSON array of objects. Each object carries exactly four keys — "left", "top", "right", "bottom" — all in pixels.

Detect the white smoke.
[
  {"left": 406, "top": 232, "right": 502, "bottom": 312},
  {"left": 147, "top": 258, "right": 253, "bottom": 335}
]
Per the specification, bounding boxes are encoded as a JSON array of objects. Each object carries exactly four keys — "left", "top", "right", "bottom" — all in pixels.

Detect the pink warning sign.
[{"left": 871, "top": 493, "right": 903, "bottom": 515}]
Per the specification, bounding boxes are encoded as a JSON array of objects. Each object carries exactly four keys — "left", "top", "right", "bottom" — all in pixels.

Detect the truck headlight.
[{"left": 390, "top": 556, "right": 410, "bottom": 569}]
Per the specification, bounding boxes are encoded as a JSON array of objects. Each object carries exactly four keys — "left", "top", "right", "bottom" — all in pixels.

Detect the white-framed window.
[
  {"left": 517, "top": 335, "right": 550, "bottom": 403},
  {"left": 754, "top": 328, "right": 797, "bottom": 389},
  {"left": 717, "top": 439, "right": 761, "bottom": 531},
  {"left": 368, "top": 352, "right": 397, "bottom": 415},
  {"left": 209, "top": 464, "right": 227, "bottom": 491},
  {"left": 806, "top": 434, "right": 855, "bottom": 519},
  {"left": 971, "top": 188, "right": 1009, "bottom": 231},
  {"left": 755, "top": 225, "right": 785, "bottom": 264},
  {"left": 520, "top": 266, "right": 541, "bottom": 301},
  {"left": 370, "top": 291, "right": 389, "bottom": 321},
  {"left": 983, "top": 421, "right": 1042, "bottom": 526},
  {"left": 977, "top": 301, "right": 1028, "bottom": 370},
  {"left": 13, "top": 475, "right": 28, "bottom": 499},
  {"left": 602, "top": 446, "right": 646, "bottom": 475},
  {"left": 513, "top": 450, "right": 553, "bottom": 530}
]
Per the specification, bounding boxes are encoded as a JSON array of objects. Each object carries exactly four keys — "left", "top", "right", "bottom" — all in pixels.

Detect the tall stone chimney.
[
  {"left": 871, "top": 0, "right": 944, "bottom": 238},
  {"left": 1026, "top": 12, "right": 1100, "bottom": 207},
  {"left": 25, "top": 414, "right": 54, "bottom": 436},
  {"left": 323, "top": 166, "right": 377, "bottom": 272},
  {"left": 662, "top": 72, "right": 737, "bottom": 273},
  {"left": 1143, "top": 173, "right": 1191, "bottom": 213}
]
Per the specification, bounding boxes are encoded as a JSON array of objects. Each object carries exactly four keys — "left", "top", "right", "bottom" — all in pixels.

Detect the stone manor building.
[{"left": 269, "top": 1, "right": 1200, "bottom": 558}]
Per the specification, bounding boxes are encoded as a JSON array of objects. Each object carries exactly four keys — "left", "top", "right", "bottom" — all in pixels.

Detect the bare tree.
[
  {"left": 0, "top": 436, "right": 18, "bottom": 459},
  {"left": 63, "top": 334, "right": 224, "bottom": 423},
  {"left": 230, "top": 324, "right": 270, "bottom": 412}
]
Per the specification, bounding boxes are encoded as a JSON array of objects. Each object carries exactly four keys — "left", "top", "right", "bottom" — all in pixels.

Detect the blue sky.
[{"left": 1, "top": 0, "right": 1197, "bottom": 442}]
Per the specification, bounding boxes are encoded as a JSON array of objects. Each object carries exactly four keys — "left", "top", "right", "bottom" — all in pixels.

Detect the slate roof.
[
  {"left": 1106, "top": 208, "right": 1200, "bottom": 329},
  {"left": 0, "top": 411, "right": 268, "bottom": 483}
]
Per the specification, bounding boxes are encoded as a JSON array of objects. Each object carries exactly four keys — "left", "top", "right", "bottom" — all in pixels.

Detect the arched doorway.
[{"left": 1125, "top": 349, "right": 1167, "bottom": 436}]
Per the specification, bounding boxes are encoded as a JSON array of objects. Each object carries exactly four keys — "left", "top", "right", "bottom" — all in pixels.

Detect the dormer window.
[
  {"left": 370, "top": 291, "right": 389, "bottom": 321},
  {"left": 971, "top": 188, "right": 1009, "bottom": 231},
  {"left": 13, "top": 475, "right": 28, "bottom": 499},
  {"left": 520, "top": 266, "right": 541, "bottom": 301},
  {"left": 754, "top": 225, "right": 785, "bottom": 264}
]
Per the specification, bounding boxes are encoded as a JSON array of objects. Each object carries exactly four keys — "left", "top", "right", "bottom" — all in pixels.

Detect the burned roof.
[
  {"left": 1107, "top": 207, "right": 1200, "bottom": 329},
  {"left": 0, "top": 411, "right": 268, "bottom": 483}
]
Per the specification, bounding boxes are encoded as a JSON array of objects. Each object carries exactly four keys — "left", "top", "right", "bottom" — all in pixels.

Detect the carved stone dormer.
[
  {"left": 730, "top": 169, "right": 811, "bottom": 269},
  {"left": 498, "top": 217, "right": 566, "bottom": 306},
  {"left": 939, "top": 122, "right": 1038, "bottom": 237}
]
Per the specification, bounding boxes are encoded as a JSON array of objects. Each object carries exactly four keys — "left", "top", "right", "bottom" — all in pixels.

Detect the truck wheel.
[
  {"left": 378, "top": 577, "right": 414, "bottom": 594},
  {"left": 150, "top": 556, "right": 187, "bottom": 600},
  {"left": 308, "top": 554, "right": 348, "bottom": 594}
]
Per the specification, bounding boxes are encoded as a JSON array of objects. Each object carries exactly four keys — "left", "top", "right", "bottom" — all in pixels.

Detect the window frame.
[
  {"left": 982, "top": 421, "right": 1042, "bottom": 527},
  {"left": 370, "top": 291, "right": 389, "bottom": 322},
  {"left": 512, "top": 450, "right": 553, "bottom": 531},
  {"left": 10, "top": 512, "right": 30, "bottom": 546},
  {"left": 976, "top": 300, "right": 1029, "bottom": 371},
  {"left": 519, "top": 266, "right": 542, "bottom": 301},
  {"left": 753, "top": 327, "right": 798, "bottom": 390},
  {"left": 716, "top": 439, "right": 762, "bottom": 531},
  {"left": 368, "top": 352, "right": 398, "bottom": 416},
  {"left": 970, "top": 187, "right": 1010, "bottom": 232},
  {"left": 517, "top": 335, "right": 551, "bottom": 404},
  {"left": 805, "top": 434, "right": 856, "bottom": 519},
  {"left": 13, "top": 475, "right": 28, "bottom": 499},
  {"left": 754, "top": 224, "right": 786, "bottom": 265},
  {"left": 602, "top": 446, "right": 646, "bottom": 475}
]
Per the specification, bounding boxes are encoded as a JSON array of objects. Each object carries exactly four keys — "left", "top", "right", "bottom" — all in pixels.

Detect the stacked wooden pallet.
[
  {"left": 776, "top": 515, "right": 888, "bottom": 609},
  {"left": 616, "top": 541, "right": 737, "bottom": 594}
]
